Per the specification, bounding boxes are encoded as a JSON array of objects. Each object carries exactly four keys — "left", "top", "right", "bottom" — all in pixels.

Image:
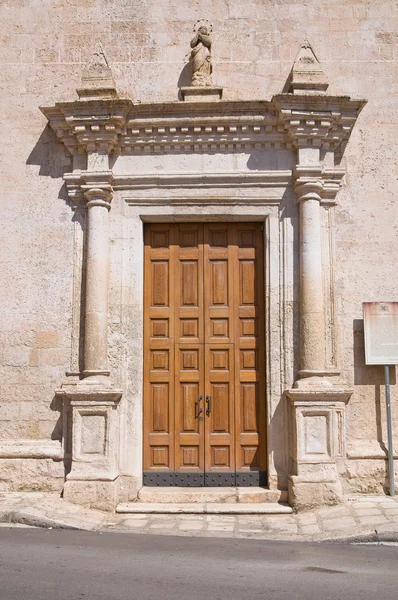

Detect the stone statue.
[{"left": 190, "top": 23, "right": 212, "bottom": 87}]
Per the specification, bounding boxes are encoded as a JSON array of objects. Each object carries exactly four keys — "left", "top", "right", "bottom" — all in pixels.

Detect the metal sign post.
[
  {"left": 363, "top": 302, "right": 398, "bottom": 497},
  {"left": 384, "top": 365, "right": 395, "bottom": 496}
]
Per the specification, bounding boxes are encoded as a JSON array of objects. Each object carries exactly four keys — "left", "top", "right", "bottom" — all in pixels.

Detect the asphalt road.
[{"left": 0, "top": 528, "right": 398, "bottom": 600}]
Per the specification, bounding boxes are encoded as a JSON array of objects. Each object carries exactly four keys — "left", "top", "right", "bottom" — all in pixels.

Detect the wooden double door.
[{"left": 143, "top": 223, "right": 266, "bottom": 486}]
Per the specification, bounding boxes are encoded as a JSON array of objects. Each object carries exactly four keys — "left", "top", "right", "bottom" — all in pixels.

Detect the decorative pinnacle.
[
  {"left": 290, "top": 39, "right": 329, "bottom": 95},
  {"left": 77, "top": 44, "right": 118, "bottom": 100}
]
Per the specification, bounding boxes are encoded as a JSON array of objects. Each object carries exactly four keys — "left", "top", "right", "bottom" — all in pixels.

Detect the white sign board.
[{"left": 363, "top": 302, "right": 398, "bottom": 365}]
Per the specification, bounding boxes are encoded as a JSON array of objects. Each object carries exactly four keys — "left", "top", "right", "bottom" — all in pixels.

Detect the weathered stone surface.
[
  {"left": 138, "top": 486, "right": 236, "bottom": 504},
  {"left": 116, "top": 502, "right": 292, "bottom": 514},
  {"left": 1, "top": 492, "right": 398, "bottom": 541}
]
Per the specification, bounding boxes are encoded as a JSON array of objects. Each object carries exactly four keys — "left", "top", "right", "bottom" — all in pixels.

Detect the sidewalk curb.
[
  {"left": 322, "top": 529, "right": 398, "bottom": 544},
  {"left": 1, "top": 499, "right": 398, "bottom": 543},
  {"left": 0, "top": 510, "right": 84, "bottom": 531}
]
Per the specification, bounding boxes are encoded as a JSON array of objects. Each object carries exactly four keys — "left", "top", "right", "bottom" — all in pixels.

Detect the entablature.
[{"left": 41, "top": 95, "right": 365, "bottom": 158}]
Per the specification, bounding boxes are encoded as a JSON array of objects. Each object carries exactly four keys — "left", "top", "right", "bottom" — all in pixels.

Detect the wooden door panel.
[
  {"left": 210, "top": 261, "right": 229, "bottom": 305},
  {"left": 151, "top": 261, "right": 169, "bottom": 306},
  {"left": 180, "top": 261, "right": 199, "bottom": 306},
  {"left": 182, "top": 384, "right": 199, "bottom": 432},
  {"left": 241, "top": 383, "right": 259, "bottom": 431},
  {"left": 151, "top": 383, "right": 169, "bottom": 432}
]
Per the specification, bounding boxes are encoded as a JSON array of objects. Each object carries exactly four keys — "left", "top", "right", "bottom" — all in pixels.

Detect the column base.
[
  {"left": 63, "top": 478, "right": 120, "bottom": 512},
  {"left": 298, "top": 369, "right": 340, "bottom": 379},
  {"left": 82, "top": 369, "right": 110, "bottom": 378}
]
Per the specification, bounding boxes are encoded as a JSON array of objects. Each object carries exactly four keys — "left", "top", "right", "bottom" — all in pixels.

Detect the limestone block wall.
[{"left": 0, "top": 0, "right": 397, "bottom": 495}]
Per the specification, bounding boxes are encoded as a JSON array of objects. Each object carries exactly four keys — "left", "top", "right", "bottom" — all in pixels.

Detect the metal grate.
[{"left": 143, "top": 471, "right": 267, "bottom": 487}]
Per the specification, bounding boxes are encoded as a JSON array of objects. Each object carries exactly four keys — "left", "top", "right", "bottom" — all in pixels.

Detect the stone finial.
[
  {"left": 290, "top": 39, "right": 329, "bottom": 95},
  {"left": 77, "top": 44, "right": 118, "bottom": 100}
]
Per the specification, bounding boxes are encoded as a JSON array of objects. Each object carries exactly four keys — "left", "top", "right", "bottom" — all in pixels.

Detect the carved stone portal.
[{"left": 41, "top": 38, "right": 366, "bottom": 511}]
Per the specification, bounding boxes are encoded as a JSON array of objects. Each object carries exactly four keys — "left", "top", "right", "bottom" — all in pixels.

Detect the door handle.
[
  {"left": 196, "top": 395, "right": 203, "bottom": 420},
  {"left": 206, "top": 395, "right": 212, "bottom": 416}
]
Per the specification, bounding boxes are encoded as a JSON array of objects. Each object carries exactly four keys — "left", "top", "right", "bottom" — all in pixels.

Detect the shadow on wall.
[
  {"left": 353, "top": 318, "right": 396, "bottom": 457},
  {"left": 247, "top": 149, "right": 296, "bottom": 171},
  {"left": 50, "top": 394, "right": 72, "bottom": 481},
  {"left": 26, "top": 123, "right": 71, "bottom": 203},
  {"left": 269, "top": 186, "right": 299, "bottom": 489},
  {"left": 27, "top": 124, "right": 76, "bottom": 484},
  {"left": 177, "top": 63, "right": 192, "bottom": 100},
  {"left": 270, "top": 392, "right": 292, "bottom": 492},
  {"left": 279, "top": 186, "right": 300, "bottom": 378}
]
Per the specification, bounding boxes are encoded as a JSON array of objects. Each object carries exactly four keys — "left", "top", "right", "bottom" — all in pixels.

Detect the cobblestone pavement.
[{"left": 1, "top": 492, "right": 398, "bottom": 542}]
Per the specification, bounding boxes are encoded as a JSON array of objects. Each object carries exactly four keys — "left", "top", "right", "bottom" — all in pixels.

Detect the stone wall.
[{"left": 1, "top": 0, "right": 397, "bottom": 497}]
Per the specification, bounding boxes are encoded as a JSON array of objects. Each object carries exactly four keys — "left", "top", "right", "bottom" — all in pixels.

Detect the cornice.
[
  {"left": 41, "top": 99, "right": 132, "bottom": 155},
  {"left": 41, "top": 94, "right": 366, "bottom": 157},
  {"left": 274, "top": 93, "right": 366, "bottom": 151}
]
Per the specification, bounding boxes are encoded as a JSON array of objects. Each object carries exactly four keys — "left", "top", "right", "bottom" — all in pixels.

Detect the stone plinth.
[
  {"left": 57, "top": 383, "right": 122, "bottom": 511},
  {"left": 180, "top": 86, "right": 223, "bottom": 102},
  {"left": 286, "top": 386, "right": 352, "bottom": 511}
]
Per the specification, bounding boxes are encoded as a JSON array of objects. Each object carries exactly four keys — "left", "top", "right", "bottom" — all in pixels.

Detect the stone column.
[
  {"left": 83, "top": 187, "right": 112, "bottom": 379},
  {"left": 287, "top": 166, "right": 352, "bottom": 510},
  {"left": 295, "top": 168, "right": 326, "bottom": 377},
  {"left": 57, "top": 182, "right": 122, "bottom": 510}
]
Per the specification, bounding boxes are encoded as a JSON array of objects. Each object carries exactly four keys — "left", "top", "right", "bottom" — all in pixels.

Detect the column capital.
[
  {"left": 63, "top": 170, "right": 114, "bottom": 206},
  {"left": 294, "top": 166, "right": 346, "bottom": 205},
  {"left": 84, "top": 187, "right": 113, "bottom": 210},
  {"left": 294, "top": 167, "right": 323, "bottom": 203}
]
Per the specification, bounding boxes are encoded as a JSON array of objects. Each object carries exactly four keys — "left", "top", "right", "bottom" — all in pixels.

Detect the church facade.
[{"left": 1, "top": 0, "right": 397, "bottom": 511}]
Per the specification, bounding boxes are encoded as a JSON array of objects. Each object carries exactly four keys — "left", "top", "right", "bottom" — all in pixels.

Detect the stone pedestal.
[
  {"left": 287, "top": 387, "right": 352, "bottom": 510},
  {"left": 59, "top": 386, "right": 122, "bottom": 511},
  {"left": 180, "top": 86, "right": 223, "bottom": 102}
]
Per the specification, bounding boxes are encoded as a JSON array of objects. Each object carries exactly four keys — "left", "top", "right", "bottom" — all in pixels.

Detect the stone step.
[
  {"left": 116, "top": 502, "right": 293, "bottom": 515},
  {"left": 137, "top": 486, "right": 288, "bottom": 504}
]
